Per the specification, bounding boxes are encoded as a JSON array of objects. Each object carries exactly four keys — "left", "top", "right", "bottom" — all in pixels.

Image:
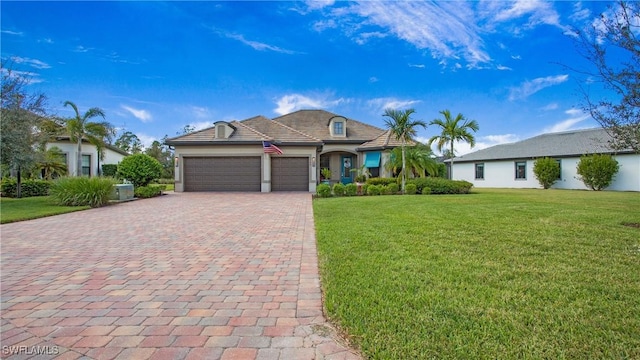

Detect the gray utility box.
[{"left": 111, "top": 184, "right": 134, "bottom": 201}]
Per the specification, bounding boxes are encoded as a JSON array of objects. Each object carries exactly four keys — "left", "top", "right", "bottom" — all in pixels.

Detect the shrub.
[
  {"left": 361, "top": 184, "right": 369, "bottom": 195},
  {"left": 345, "top": 183, "right": 358, "bottom": 196},
  {"left": 421, "top": 187, "right": 432, "bottom": 195},
  {"left": 533, "top": 157, "right": 560, "bottom": 189},
  {"left": 408, "top": 178, "right": 473, "bottom": 194},
  {"left": 367, "top": 184, "right": 381, "bottom": 196},
  {"left": 366, "top": 177, "right": 397, "bottom": 186},
  {"left": 1, "top": 178, "right": 51, "bottom": 198},
  {"left": 117, "top": 154, "right": 163, "bottom": 187},
  {"left": 333, "top": 183, "right": 346, "bottom": 196},
  {"left": 387, "top": 183, "right": 400, "bottom": 194},
  {"left": 576, "top": 154, "right": 620, "bottom": 191},
  {"left": 135, "top": 185, "right": 163, "bottom": 198},
  {"left": 405, "top": 183, "right": 417, "bottom": 195},
  {"left": 50, "top": 177, "right": 115, "bottom": 207},
  {"left": 102, "top": 164, "right": 118, "bottom": 177},
  {"left": 317, "top": 183, "right": 331, "bottom": 198}
]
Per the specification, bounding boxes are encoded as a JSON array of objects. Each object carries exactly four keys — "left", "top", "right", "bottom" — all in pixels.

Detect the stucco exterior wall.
[
  {"left": 453, "top": 153, "right": 640, "bottom": 191},
  {"left": 47, "top": 141, "right": 127, "bottom": 177},
  {"left": 174, "top": 145, "right": 317, "bottom": 192}
]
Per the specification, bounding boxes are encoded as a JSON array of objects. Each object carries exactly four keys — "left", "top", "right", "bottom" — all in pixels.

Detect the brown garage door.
[
  {"left": 271, "top": 157, "right": 309, "bottom": 191},
  {"left": 183, "top": 156, "right": 261, "bottom": 192}
]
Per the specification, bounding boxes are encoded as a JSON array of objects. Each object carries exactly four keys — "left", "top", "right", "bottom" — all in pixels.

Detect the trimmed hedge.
[
  {"left": 317, "top": 183, "right": 331, "bottom": 198},
  {"left": 408, "top": 178, "right": 473, "bottom": 194},
  {"left": 135, "top": 185, "right": 164, "bottom": 198},
  {"left": 405, "top": 183, "right": 417, "bottom": 195},
  {"left": 345, "top": 183, "right": 357, "bottom": 196},
  {"left": 333, "top": 183, "right": 346, "bottom": 197},
  {"left": 366, "top": 177, "right": 398, "bottom": 186},
  {"left": 367, "top": 184, "right": 382, "bottom": 196},
  {"left": 102, "top": 164, "right": 118, "bottom": 177},
  {"left": 1, "top": 178, "right": 51, "bottom": 198}
]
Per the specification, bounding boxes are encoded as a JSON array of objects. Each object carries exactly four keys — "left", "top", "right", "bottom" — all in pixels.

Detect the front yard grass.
[
  {"left": 0, "top": 196, "right": 89, "bottom": 224},
  {"left": 313, "top": 188, "right": 640, "bottom": 359}
]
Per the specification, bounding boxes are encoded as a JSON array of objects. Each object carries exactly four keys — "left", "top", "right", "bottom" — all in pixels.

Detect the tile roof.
[
  {"left": 273, "top": 110, "right": 385, "bottom": 142},
  {"left": 454, "top": 128, "right": 633, "bottom": 163},
  {"left": 165, "top": 109, "right": 388, "bottom": 146},
  {"left": 357, "top": 130, "right": 416, "bottom": 150}
]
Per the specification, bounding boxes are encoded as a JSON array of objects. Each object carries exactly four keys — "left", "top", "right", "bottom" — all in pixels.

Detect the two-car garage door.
[
  {"left": 183, "top": 156, "right": 309, "bottom": 192},
  {"left": 183, "top": 157, "right": 261, "bottom": 192}
]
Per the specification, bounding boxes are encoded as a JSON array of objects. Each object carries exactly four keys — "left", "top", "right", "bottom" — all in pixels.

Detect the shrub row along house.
[
  {"left": 450, "top": 128, "right": 639, "bottom": 191},
  {"left": 165, "top": 110, "right": 406, "bottom": 192}
]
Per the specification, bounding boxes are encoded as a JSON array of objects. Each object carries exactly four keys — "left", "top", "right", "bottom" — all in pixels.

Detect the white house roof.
[{"left": 454, "top": 128, "right": 634, "bottom": 163}]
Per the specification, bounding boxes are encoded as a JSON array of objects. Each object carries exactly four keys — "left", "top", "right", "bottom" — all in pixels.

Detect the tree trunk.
[
  {"left": 76, "top": 138, "right": 82, "bottom": 176},
  {"left": 17, "top": 166, "right": 22, "bottom": 198},
  {"left": 401, "top": 139, "right": 406, "bottom": 192},
  {"left": 449, "top": 142, "right": 454, "bottom": 180}
]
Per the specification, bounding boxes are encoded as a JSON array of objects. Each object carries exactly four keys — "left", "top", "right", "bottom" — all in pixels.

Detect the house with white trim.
[
  {"left": 450, "top": 128, "right": 639, "bottom": 191},
  {"left": 165, "top": 110, "right": 406, "bottom": 192}
]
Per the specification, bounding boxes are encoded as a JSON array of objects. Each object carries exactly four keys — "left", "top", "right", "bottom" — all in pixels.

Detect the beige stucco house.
[{"left": 165, "top": 110, "right": 405, "bottom": 192}]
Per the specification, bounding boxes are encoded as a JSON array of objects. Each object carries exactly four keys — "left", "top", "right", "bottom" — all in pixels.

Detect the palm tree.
[
  {"left": 385, "top": 144, "right": 439, "bottom": 180},
  {"left": 428, "top": 110, "right": 479, "bottom": 180},
  {"left": 383, "top": 108, "right": 428, "bottom": 192},
  {"left": 38, "top": 146, "right": 68, "bottom": 180},
  {"left": 63, "top": 101, "right": 113, "bottom": 176}
]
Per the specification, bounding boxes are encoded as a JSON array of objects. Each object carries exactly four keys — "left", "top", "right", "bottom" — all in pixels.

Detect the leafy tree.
[
  {"left": 576, "top": 154, "right": 620, "bottom": 190},
  {"left": 117, "top": 153, "right": 163, "bottom": 187},
  {"left": 1, "top": 63, "right": 48, "bottom": 197},
  {"left": 146, "top": 139, "right": 174, "bottom": 179},
  {"left": 568, "top": 1, "right": 640, "bottom": 152},
  {"left": 38, "top": 146, "right": 68, "bottom": 180},
  {"left": 428, "top": 110, "right": 479, "bottom": 180},
  {"left": 63, "top": 101, "right": 114, "bottom": 176},
  {"left": 533, "top": 157, "right": 561, "bottom": 189},
  {"left": 178, "top": 124, "right": 196, "bottom": 135},
  {"left": 382, "top": 108, "right": 427, "bottom": 192},
  {"left": 114, "top": 131, "right": 143, "bottom": 154},
  {"left": 385, "top": 144, "right": 438, "bottom": 182}
]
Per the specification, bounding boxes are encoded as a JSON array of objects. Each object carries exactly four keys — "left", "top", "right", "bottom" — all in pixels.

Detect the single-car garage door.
[
  {"left": 183, "top": 156, "right": 261, "bottom": 192},
  {"left": 271, "top": 157, "right": 309, "bottom": 191}
]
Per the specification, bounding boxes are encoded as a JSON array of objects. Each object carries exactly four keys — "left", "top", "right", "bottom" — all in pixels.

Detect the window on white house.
[
  {"left": 217, "top": 124, "right": 226, "bottom": 138},
  {"left": 82, "top": 154, "right": 91, "bottom": 176},
  {"left": 475, "top": 163, "right": 484, "bottom": 180},
  {"left": 515, "top": 161, "right": 526, "bottom": 179}
]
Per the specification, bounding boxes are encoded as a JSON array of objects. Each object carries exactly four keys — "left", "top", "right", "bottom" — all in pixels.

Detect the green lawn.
[
  {"left": 0, "top": 196, "right": 90, "bottom": 224},
  {"left": 313, "top": 189, "right": 640, "bottom": 359}
]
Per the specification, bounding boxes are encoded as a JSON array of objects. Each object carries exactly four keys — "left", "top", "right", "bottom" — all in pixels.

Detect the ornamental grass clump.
[{"left": 50, "top": 177, "right": 115, "bottom": 207}]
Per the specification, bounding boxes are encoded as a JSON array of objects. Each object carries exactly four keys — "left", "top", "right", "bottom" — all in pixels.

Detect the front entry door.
[{"left": 341, "top": 155, "right": 353, "bottom": 184}]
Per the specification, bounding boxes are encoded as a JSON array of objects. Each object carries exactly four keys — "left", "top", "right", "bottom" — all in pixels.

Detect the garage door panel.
[
  {"left": 184, "top": 156, "right": 261, "bottom": 192},
  {"left": 271, "top": 157, "right": 309, "bottom": 191}
]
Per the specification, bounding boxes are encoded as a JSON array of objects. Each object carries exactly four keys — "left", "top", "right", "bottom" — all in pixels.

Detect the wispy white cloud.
[
  {"left": 312, "top": 19, "right": 337, "bottom": 32},
  {"left": 306, "top": 0, "right": 335, "bottom": 11},
  {"left": 73, "top": 45, "right": 92, "bottom": 53},
  {"left": 408, "top": 63, "right": 425, "bottom": 69},
  {"left": 508, "top": 74, "right": 569, "bottom": 100},
  {"left": 496, "top": 64, "right": 512, "bottom": 71},
  {"left": 0, "top": 67, "right": 43, "bottom": 84},
  {"left": 191, "top": 106, "right": 214, "bottom": 120},
  {"left": 10, "top": 56, "right": 51, "bottom": 69},
  {"left": 543, "top": 108, "right": 591, "bottom": 133},
  {"left": 541, "top": 102, "right": 559, "bottom": 111},
  {"left": 1, "top": 30, "right": 23, "bottom": 36},
  {"left": 569, "top": 2, "right": 591, "bottom": 22},
  {"left": 274, "top": 93, "right": 348, "bottom": 115},
  {"left": 39, "top": 38, "right": 54, "bottom": 44},
  {"left": 367, "top": 97, "right": 421, "bottom": 113},
  {"left": 214, "top": 29, "right": 300, "bottom": 55},
  {"left": 350, "top": 1, "right": 490, "bottom": 68},
  {"left": 121, "top": 105, "right": 152, "bottom": 123},
  {"left": 354, "top": 31, "right": 387, "bottom": 45},
  {"left": 368, "top": 77, "right": 379, "bottom": 83}
]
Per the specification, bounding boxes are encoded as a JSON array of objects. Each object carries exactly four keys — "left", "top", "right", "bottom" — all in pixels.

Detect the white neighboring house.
[
  {"left": 46, "top": 136, "right": 129, "bottom": 176},
  {"left": 450, "top": 128, "right": 639, "bottom": 192}
]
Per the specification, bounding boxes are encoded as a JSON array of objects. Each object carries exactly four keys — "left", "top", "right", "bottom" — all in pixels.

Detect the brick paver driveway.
[{"left": 1, "top": 192, "right": 359, "bottom": 360}]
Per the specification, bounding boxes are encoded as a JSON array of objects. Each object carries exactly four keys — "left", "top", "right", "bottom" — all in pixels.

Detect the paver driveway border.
[{"left": 1, "top": 192, "right": 360, "bottom": 360}]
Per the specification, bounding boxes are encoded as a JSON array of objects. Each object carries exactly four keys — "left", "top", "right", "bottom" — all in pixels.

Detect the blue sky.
[{"left": 1, "top": 1, "right": 615, "bottom": 155}]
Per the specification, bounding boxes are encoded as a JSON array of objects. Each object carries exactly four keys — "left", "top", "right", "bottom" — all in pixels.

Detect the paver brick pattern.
[{"left": 1, "top": 193, "right": 360, "bottom": 359}]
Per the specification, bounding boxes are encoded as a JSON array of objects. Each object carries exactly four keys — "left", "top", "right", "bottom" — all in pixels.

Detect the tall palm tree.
[
  {"left": 63, "top": 101, "right": 113, "bottom": 176},
  {"left": 38, "top": 146, "right": 68, "bottom": 180},
  {"left": 383, "top": 108, "right": 427, "bottom": 192},
  {"left": 428, "top": 110, "right": 479, "bottom": 180}
]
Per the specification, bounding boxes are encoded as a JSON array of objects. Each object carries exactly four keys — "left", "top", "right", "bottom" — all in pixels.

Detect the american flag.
[{"left": 262, "top": 141, "right": 283, "bottom": 155}]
